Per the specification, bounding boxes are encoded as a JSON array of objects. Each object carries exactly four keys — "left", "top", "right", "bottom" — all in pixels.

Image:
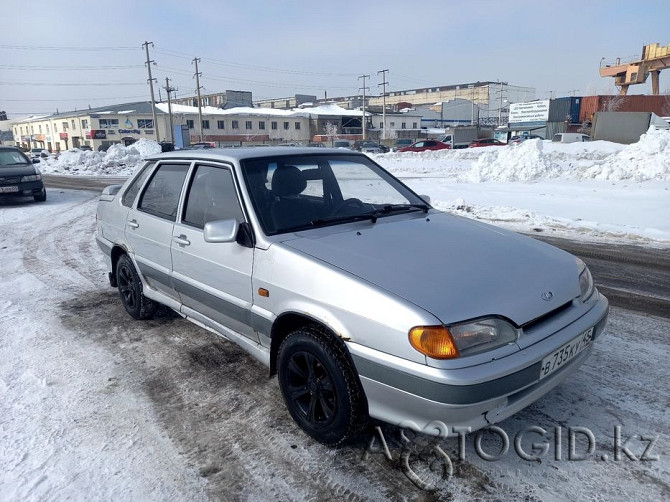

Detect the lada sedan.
[
  {"left": 95, "top": 147, "right": 608, "bottom": 445},
  {"left": 0, "top": 146, "right": 47, "bottom": 202}
]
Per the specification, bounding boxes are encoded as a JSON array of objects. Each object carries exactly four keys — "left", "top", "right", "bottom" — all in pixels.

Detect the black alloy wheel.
[
  {"left": 116, "top": 254, "right": 157, "bottom": 320},
  {"left": 278, "top": 325, "right": 368, "bottom": 446}
]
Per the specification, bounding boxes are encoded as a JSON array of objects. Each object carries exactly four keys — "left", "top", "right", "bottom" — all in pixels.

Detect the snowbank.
[{"left": 40, "top": 138, "right": 162, "bottom": 176}]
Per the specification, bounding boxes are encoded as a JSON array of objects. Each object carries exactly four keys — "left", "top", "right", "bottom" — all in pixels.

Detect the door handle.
[
  {"left": 173, "top": 235, "right": 191, "bottom": 246},
  {"left": 128, "top": 219, "right": 139, "bottom": 229}
]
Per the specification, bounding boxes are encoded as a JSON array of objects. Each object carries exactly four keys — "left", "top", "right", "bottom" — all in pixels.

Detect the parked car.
[
  {"left": 391, "top": 139, "right": 413, "bottom": 151},
  {"left": 95, "top": 147, "right": 608, "bottom": 446},
  {"left": 189, "top": 142, "right": 216, "bottom": 149},
  {"left": 509, "top": 134, "right": 544, "bottom": 144},
  {"left": 552, "top": 133, "right": 590, "bottom": 143},
  {"left": 352, "top": 140, "right": 389, "bottom": 153},
  {"left": 306, "top": 142, "right": 326, "bottom": 148},
  {"left": 30, "top": 148, "right": 47, "bottom": 160},
  {"left": 469, "top": 138, "right": 506, "bottom": 148},
  {"left": 0, "top": 146, "right": 47, "bottom": 202},
  {"left": 397, "top": 139, "right": 451, "bottom": 152},
  {"left": 332, "top": 140, "right": 353, "bottom": 149}
]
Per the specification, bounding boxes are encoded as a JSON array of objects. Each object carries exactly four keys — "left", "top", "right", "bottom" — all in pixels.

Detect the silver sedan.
[{"left": 95, "top": 147, "right": 608, "bottom": 445}]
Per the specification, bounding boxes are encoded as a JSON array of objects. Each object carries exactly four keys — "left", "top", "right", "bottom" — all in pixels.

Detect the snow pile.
[
  {"left": 41, "top": 139, "right": 161, "bottom": 176},
  {"left": 583, "top": 126, "right": 670, "bottom": 181},
  {"left": 468, "top": 139, "right": 560, "bottom": 182}
]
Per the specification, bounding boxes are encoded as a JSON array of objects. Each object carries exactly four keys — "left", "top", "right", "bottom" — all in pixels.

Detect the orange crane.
[{"left": 599, "top": 43, "right": 670, "bottom": 95}]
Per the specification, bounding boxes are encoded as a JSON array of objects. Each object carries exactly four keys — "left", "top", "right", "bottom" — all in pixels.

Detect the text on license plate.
[
  {"left": 0, "top": 186, "right": 19, "bottom": 193},
  {"left": 539, "top": 327, "right": 594, "bottom": 380}
]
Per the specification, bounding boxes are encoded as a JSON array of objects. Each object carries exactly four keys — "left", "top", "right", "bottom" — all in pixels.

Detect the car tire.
[
  {"left": 34, "top": 188, "right": 46, "bottom": 202},
  {"left": 116, "top": 254, "right": 157, "bottom": 320},
  {"left": 278, "top": 325, "right": 368, "bottom": 446}
]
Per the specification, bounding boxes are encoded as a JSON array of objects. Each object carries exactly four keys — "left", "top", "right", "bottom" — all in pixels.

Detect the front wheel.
[
  {"left": 116, "top": 254, "right": 157, "bottom": 320},
  {"left": 34, "top": 188, "right": 46, "bottom": 202},
  {"left": 278, "top": 325, "right": 368, "bottom": 446}
]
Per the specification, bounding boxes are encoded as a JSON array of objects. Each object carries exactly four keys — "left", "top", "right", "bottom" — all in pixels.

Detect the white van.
[{"left": 552, "top": 133, "right": 590, "bottom": 143}]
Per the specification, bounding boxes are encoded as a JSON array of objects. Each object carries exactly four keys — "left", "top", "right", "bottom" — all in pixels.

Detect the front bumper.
[
  {"left": 348, "top": 294, "right": 609, "bottom": 436},
  {"left": 0, "top": 180, "right": 45, "bottom": 198}
]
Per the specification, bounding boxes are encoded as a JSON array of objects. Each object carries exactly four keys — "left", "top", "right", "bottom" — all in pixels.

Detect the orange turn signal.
[{"left": 409, "top": 326, "right": 460, "bottom": 359}]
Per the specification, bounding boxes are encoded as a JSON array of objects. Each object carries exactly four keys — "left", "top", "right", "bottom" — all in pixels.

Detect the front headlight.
[
  {"left": 577, "top": 258, "right": 595, "bottom": 302},
  {"left": 21, "top": 174, "right": 42, "bottom": 182},
  {"left": 409, "top": 318, "right": 518, "bottom": 359}
]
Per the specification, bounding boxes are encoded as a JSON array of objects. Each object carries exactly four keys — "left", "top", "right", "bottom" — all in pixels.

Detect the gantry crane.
[{"left": 599, "top": 42, "right": 670, "bottom": 95}]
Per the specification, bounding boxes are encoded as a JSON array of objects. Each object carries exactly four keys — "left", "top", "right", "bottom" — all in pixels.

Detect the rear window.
[{"left": 552, "top": 134, "right": 562, "bottom": 142}]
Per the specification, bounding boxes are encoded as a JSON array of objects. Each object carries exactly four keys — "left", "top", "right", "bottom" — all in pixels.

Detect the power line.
[
  {"left": 0, "top": 81, "right": 144, "bottom": 86},
  {"left": 0, "top": 44, "right": 140, "bottom": 51},
  {"left": 0, "top": 64, "right": 145, "bottom": 71},
  {"left": 1, "top": 95, "right": 149, "bottom": 102}
]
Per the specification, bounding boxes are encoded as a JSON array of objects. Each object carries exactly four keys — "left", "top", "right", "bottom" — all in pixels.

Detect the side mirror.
[
  {"left": 102, "top": 184, "right": 123, "bottom": 196},
  {"left": 419, "top": 194, "right": 432, "bottom": 205},
  {"left": 32, "top": 158, "right": 40, "bottom": 164},
  {"left": 204, "top": 219, "right": 239, "bottom": 243}
]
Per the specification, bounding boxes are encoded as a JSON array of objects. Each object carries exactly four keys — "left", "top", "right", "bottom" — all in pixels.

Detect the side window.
[
  {"left": 138, "top": 164, "right": 189, "bottom": 221},
  {"left": 183, "top": 165, "right": 244, "bottom": 229},
  {"left": 122, "top": 162, "right": 154, "bottom": 208}
]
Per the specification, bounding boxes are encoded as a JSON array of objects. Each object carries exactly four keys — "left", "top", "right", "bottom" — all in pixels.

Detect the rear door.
[
  {"left": 170, "top": 163, "right": 257, "bottom": 341},
  {"left": 124, "top": 161, "right": 190, "bottom": 299}
]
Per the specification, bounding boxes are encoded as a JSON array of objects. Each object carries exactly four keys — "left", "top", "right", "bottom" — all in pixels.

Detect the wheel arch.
[
  {"left": 269, "top": 311, "right": 351, "bottom": 377},
  {"left": 109, "top": 244, "right": 129, "bottom": 286}
]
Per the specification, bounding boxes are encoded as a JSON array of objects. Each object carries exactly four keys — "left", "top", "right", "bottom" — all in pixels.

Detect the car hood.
[
  {"left": 282, "top": 212, "right": 580, "bottom": 326},
  {"left": 0, "top": 164, "right": 38, "bottom": 177}
]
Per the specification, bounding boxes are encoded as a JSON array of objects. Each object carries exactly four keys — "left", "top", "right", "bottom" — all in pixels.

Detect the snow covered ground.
[
  {"left": 1, "top": 190, "right": 668, "bottom": 501},
  {"left": 38, "top": 128, "right": 670, "bottom": 246}
]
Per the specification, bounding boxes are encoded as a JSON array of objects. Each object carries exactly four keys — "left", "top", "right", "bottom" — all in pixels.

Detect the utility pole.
[
  {"left": 377, "top": 69, "right": 389, "bottom": 140},
  {"left": 193, "top": 57, "right": 204, "bottom": 142},
  {"left": 358, "top": 74, "right": 370, "bottom": 140},
  {"left": 164, "top": 77, "right": 176, "bottom": 144},
  {"left": 142, "top": 41, "right": 160, "bottom": 142}
]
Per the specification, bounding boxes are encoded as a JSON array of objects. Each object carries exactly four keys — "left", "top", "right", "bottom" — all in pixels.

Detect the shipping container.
[
  {"left": 579, "top": 95, "right": 670, "bottom": 123},
  {"left": 549, "top": 97, "right": 582, "bottom": 124}
]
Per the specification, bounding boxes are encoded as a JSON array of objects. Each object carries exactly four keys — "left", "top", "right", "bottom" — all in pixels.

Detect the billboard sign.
[{"left": 509, "top": 100, "right": 550, "bottom": 125}]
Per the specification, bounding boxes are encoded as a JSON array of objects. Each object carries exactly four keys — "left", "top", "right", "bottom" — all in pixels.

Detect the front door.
[{"left": 170, "top": 163, "right": 257, "bottom": 341}]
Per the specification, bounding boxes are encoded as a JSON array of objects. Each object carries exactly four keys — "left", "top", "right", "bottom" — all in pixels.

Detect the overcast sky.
[{"left": 2, "top": 0, "right": 669, "bottom": 118}]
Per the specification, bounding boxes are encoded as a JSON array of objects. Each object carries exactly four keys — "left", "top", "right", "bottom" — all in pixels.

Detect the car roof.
[{"left": 146, "top": 146, "right": 365, "bottom": 163}]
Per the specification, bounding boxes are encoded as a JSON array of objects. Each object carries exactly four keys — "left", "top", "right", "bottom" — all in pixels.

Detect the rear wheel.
[
  {"left": 278, "top": 325, "right": 368, "bottom": 446},
  {"left": 116, "top": 254, "right": 157, "bottom": 320}
]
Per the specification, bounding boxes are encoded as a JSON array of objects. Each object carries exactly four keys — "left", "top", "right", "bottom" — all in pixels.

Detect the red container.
[{"left": 579, "top": 95, "right": 670, "bottom": 122}]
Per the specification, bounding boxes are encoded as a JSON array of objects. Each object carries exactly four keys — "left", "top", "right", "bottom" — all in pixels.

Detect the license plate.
[
  {"left": 539, "top": 327, "right": 594, "bottom": 380},
  {"left": 0, "top": 186, "right": 19, "bottom": 193}
]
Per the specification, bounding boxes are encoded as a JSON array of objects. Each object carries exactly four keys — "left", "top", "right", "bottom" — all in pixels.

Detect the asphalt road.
[{"left": 44, "top": 174, "right": 670, "bottom": 319}]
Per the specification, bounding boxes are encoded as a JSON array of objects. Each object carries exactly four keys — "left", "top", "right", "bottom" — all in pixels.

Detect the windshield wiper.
[{"left": 308, "top": 203, "right": 429, "bottom": 228}]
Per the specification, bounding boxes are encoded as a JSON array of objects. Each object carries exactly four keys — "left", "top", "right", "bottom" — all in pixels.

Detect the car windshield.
[
  {"left": 0, "top": 150, "right": 30, "bottom": 166},
  {"left": 241, "top": 154, "right": 428, "bottom": 235}
]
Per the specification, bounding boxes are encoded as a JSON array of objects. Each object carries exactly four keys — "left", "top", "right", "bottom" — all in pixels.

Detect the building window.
[
  {"left": 62, "top": 122, "right": 69, "bottom": 131},
  {"left": 413, "top": 122, "right": 417, "bottom": 129},
  {"left": 99, "top": 119, "right": 119, "bottom": 129},
  {"left": 20, "top": 126, "right": 23, "bottom": 135},
  {"left": 283, "top": 122, "right": 289, "bottom": 130},
  {"left": 186, "top": 120, "right": 194, "bottom": 129},
  {"left": 46, "top": 124, "right": 50, "bottom": 133},
  {"left": 379, "top": 122, "right": 383, "bottom": 128},
  {"left": 138, "top": 119, "right": 154, "bottom": 129},
  {"left": 245, "top": 121, "right": 252, "bottom": 130},
  {"left": 258, "top": 121, "right": 265, "bottom": 130},
  {"left": 39, "top": 125, "right": 42, "bottom": 133},
  {"left": 53, "top": 124, "right": 57, "bottom": 133},
  {"left": 232, "top": 120, "right": 239, "bottom": 129},
  {"left": 81, "top": 119, "right": 88, "bottom": 129},
  {"left": 401, "top": 122, "right": 406, "bottom": 129},
  {"left": 217, "top": 120, "right": 225, "bottom": 130},
  {"left": 202, "top": 120, "right": 210, "bottom": 130},
  {"left": 390, "top": 121, "right": 395, "bottom": 127},
  {"left": 294, "top": 122, "right": 301, "bottom": 130},
  {"left": 271, "top": 121, "right": 278, "bottom": 130},
  {"left": 71, "top": 120, "right": 76, "bottom": 130}
]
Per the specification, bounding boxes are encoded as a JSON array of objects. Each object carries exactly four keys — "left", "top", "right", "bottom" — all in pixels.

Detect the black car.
[
  {"left": 0, "top": 146, "right": 47, "bottom": 202},
  {"left": 352, "top": 140, "right": 390, "bottom": 153}
]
